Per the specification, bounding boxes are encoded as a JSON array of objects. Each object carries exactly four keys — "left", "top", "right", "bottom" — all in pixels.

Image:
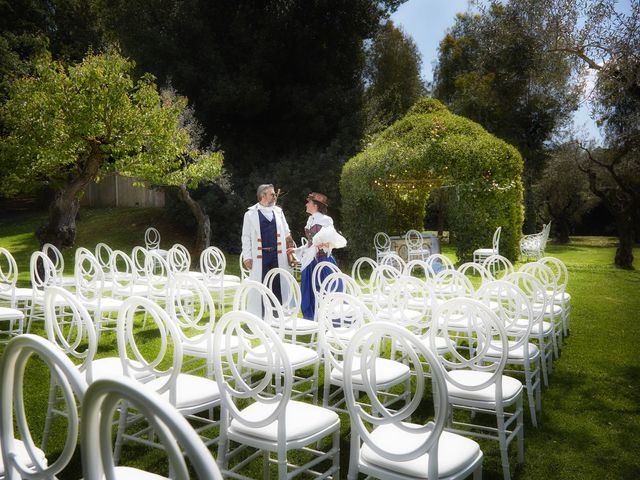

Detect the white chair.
[
  {"left": 143, "top": 249, "right": 173, "bottom": 303},
  {"left": 0, "top": 307, "right": 23, "bottom": 344},
  {"left": 404, "top": 259, "right": 436, "bottom": 282},
  {"left": 75, "top": 247, "right": 123, "bottom": 339},
  {"left": 144, "top": 226, "right": 168, "bottom": 258},
  {"left": 200, "top": 246, "right": 240, "bottom": 314},
  {"left": 310, "top": 260, "right": 341, "bottom": 320},
  {"left": 40, "top": 286, "right": 150, "bottom": 450},
  {"left": 458, "top": 261, "right": 492, "bottom": 285},
  {"left": 519, "top": 262, "right": 564, "bottom": 357},
  {"left": 344, "top": 322, "right": 483, "bottom": 480},
  {"left": 27, "top": 251, "right": 58, "bottom": 333},
  {"left": 374, "top": 231, "right": 393, "bottom": 263},
  {"left": 405, "top": 229, "right": 431, "bottom": 262},
  {"left": 380, "top": 252, "right": 406, "bottom": 273},
  {"left": 0, "top": 334, "right": 87, "bottom": 480},
  {"left": 425, "top": 253, "right": 454, "bottom": 273},
  {"left": 317, "top": 292, "right": 410, "bottom": 412},
  {"left": 477, "top": 280, "right": 542, "bottom": 427},
  {"left": 0, "top": 247, "right": 33, "bottom": 317},
  {"left": 431, "top": 298, "right": 524, "bottom": 480},
  {"left": 167, "top": 243, "right": 202, "bottom": 279},
  {"left": 213, "top": 310, "right": 341, "bottom": 479},
  {"left": 166, "top": 272, "right": 231, "bottom": 379},
  {"left": 365, "top": 263, "right": 401, "bottom": 313},
  {"left": 234, "top": 280, "right": 320, "bottom": 402},
  {"left": 42, "top": 243, "right": 75, "bottom": 287},
  {"left": 351, "top": 256, "right": 377, "bottom": 298},
  {"left": 114, "top": 296, "right": 220, "bottom": 461},
  {"left": 539, "top": 256, "right": 571, "bottom": 337},
  {"left": 432, "top": 269, "right": 475, "bottom": 304},
  {"left": 504, "top": 272, "right": 555, "bottom": 387},
  {"left": 109, "top": 249, "right": 149, "bottom": 299},
  {"left": 81, "top": 376, "right": 223, "bottom": 480},
  {"left": 473, "top": 226, "right": 502, "bottom": 264},
  {"left": 263, "top": 267, "right": 319, "bottom": 344},
  {"left": 482, "top": 254, "right": 514, "bottom": 280},
  {"left": 520, "top": 222, "right": 552, "bottom": 261},
  {"left": 94, "top": 242, "right": 114, "bottom": 280}
]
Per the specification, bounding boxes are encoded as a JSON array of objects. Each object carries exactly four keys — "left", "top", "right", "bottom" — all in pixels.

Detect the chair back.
[
  {"left": 168, "top": 243, "right": 192, "bottom": 273},
  {"left": 432, "top": 269, "right": 474, "bottom": 301},
  {"left": 239, "top": 252, "right": 250, "bottom": 280},
  {"left": 233, "top": 280, "right": 285, "bottom": 336},
  {"left": 492, "top": 226, "right": 502, "bottom": 253},
  {"left": 482, "top": 254, "right": 514, "bottom": 280},
  {"left": 116, "top": 296, "right": 183, "bottom": 404},
  {"left": 519, "top": 262, "right": 558, "bottom": 299},
  {"left": 144, "top": 250, "right": 171, "bottom": 299},
  {"left": 30, "top": 251, "right": 57, "bottom": 301},
  {"left": 144, "top": 227, "right": 161, "bottom": 250},
  {"left": 263, "top": 267, "right": 301, "bottom": 316},
  {"left": 405, "top": 229, "right": 423, "bottom": 250},
  {"left": 383, "top": 275, "right": 433, "bottom": 332},
  {"left": 425, "top": 253, "right": 454, "bottom": 273},
  {"left": 131, "top": 245, "right": 149, "bottom": 281},
  {"left": 167, "top": 273, "right": 217, "bottom": 348},
  {"left": 94, "top": 242, "right": 114, "bottom": 277},
  {"left": 458, "top": 261, "right": 492, "bottom": 284},
  {"left": 212, "top": 310, "right": 292, "bottom": 430},
  {"left": 42, "top": 243, "right": 65, "bottom": 280},
  {"left": 1, "top": 334, "right": 87, "bottom": 479},
  {"left": 344, "top": 322, "right": 449, "bottom": 479},
  {"left": 431, "top": 298, "right": 508, "bottom": 392},
  {"left": 321, "top": 271, "right": 361, "bottom": 298},
  {"left": 0, "top": 247, "right": 18, "bottom": 300},
  {"left": 81, "top": 376, "right": 223, "bottom": 480},
  {"left": 75, "top": 248, "right": 106, "bottom": 304},
  {"left": 404, "top": 259, "right": 435, "bottom": 282},
  {"left": 109, "top": 249, "right": 136, "bottom": 296},
  {"left": 200, "top": 246, "right": 226, "bottom": 280},
  {"left": 380, "top": 252, "right": 405, "bottom": 273},
  {"left": 374, "top": 232, "right": 391, "bottom": 253},
  {"left": 539, "top": 256, "right": 568, "bottom": 292},
  {"left": 351, "top": 257, "right": 377, "bottom": 294}
]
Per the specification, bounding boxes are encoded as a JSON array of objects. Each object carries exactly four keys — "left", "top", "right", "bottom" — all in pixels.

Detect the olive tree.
[{"left": 0, "top": 50, "right": 193, "bottom": 248}]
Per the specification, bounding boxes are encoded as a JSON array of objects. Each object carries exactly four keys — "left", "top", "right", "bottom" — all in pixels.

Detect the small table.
[{"left": 388, "top": 232, "right": 440, "bottom": 261}]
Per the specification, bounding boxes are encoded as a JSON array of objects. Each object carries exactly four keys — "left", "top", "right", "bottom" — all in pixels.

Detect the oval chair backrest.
[
  {"left": 1, "top": 334, "right": 87, "bottom": 480},
  {"left": 432, "top": 269, "right": 475, "bottom": 301},
  {"left": 344, "top": 322, "right": 448, "bottom": 479},
  {"left": 492, "top": 226, "right": 502, "bottom": 252},
  {"left": 539, "top": 256, "right": 568, "bottom": 290},
  {"left": 109, "top": 249, "right": 135, "bottom": 293},
  {"left": 168, "top": 244, "right": 192, "bottom": 273},
  {"left": 320, "top": 271, "right": 361, "bottom": 298},
  {"left": 476, "top": 280, "right": 534, "bottom": 351},
  {"left": 116, "top": 296, "right": 183, "bottom": 405},
  {"left": 30, "top": 251, "right": 57, "bottom": 296},
  {"left": 95, "top": 242, "right": 114, "bottom": 274},
  {"left": 167, "top": 273, "right": 216, "bottom": 345},
  {"left": 81, "top": 376, "right": 223, "bottom": 480},
  {"left": 212, "top": 310, "right": 292, "bottom": 431},
  {"left": 405, "top": 229, "right": 424, "bottom": 250},
  {"left": 233, "top": 280, "right": 286, "bottom": 336},
  {"left": 131, "top": 246, "right": 149, "bottom": 280},
  {"left": 263, "top": 267, "right": 301, "bottom": 314},
  {"left": 145, "top": 227, "right": 161, "bottom": 250},
  {"left": 238, "top": 252, "right": 250, "bottom": 280},
  {"left": 458, "top": 261, "right": 492, "bottom": 285},
  {"left": 431, "top": 297, "right": 508, "bottom": 392},
  {"left": 519, "top": 261, "right": 558, "bottom": 296},
  {"left": 200, "top": 246, "right": 225, "bottom": 280},
  {"left": 425, "top": 253, "right": 454, "bottom": 273},
  {"left": 351, "top": 257, "right": 377, "bottom": 291},
  {"left": 384, "top": 275, "right": 434, "bottom": 332},
  {"left": 44, "top": 286, "right": 100, "bottom": 382},
  {"left": 380, "top": 252, "right": 406, "bottom": 273},
  {"left": 374, "top": 232, "right": 391, "bottom": 251},
  {"left": 0, "top": 247, "right": 18, "bottom": 296},
  {"left": 74, "top": 248, "right": 105, "bottom": 303},
  {"left": 502, "top": 271, "right": 548, "bottom": 331},
  {"left": 42, "top": 243, "right": 64, "bottom": 278},
  {"left": 482, "top": 254, "right": 514, "bottom": 280},
  {"left": 404, "top": 259, "right": 435, "bottom": 282}
]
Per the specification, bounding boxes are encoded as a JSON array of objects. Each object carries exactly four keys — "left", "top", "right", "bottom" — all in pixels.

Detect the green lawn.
[{"left": 1, "top": 208, "right": 639, "bottom": 479}]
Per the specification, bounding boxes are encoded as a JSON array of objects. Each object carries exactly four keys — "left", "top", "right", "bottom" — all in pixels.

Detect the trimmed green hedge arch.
[{"left": 340, "top": 98, "right": 523, "bottom": 262}]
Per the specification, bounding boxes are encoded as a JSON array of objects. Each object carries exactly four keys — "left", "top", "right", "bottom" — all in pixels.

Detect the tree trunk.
[
  {"left": 614, "top": 210, "right": 635, "bottom": 269},
  {"left": 556, "top": 217, "right": 571, "bottom": 244},
  {"left": 178, "top": 184, "right": 211, "bottom": 258},
  {"left": 36, "top": 149, "right": 105, "bottom": 249}
]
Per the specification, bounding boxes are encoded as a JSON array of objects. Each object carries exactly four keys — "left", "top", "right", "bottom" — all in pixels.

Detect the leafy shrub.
[{"left": 340, "top": 97, "right": 523, "bottom": 261}]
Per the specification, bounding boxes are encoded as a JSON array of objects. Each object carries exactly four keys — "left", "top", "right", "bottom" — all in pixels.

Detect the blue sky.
[{"left": 390, "top": 0, "right": 609, "bottom": 142}]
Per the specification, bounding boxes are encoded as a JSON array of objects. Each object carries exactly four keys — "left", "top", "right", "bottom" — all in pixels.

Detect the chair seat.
[
  {"left": 246, "top": 343, "right": 318, "bottom": 369},
  {"left": 0, "top": 287, "right": 34, "bottom": 301},
  {"left": 183, "top": 333, "right": 240, "bottom": 355},
  {"left": 549, "top": 291, "right": 571, "bottom": 302},
  {"left": 0, "top": 439, "right": 47, "bottom": 475},
  {"left": 533, "top": 302, "right": 563, "bottom": 316},
  {"left": 146, "top": 374, "right": 220, "bottom": 411},
  {"left": 87, "top": 357, "right": 151, "bottom": 382},
  {"left": 486, "top": 341, "right": 540, "bottom": 361},
  {"left": 447, "top": 370, "right": 523, "bottom": 404},
  {"left": 0, "top": 307, "right": 24, "bottom": 320},
  {"left": 376, "top": 308, "right": 423, "bottom": 324},
  {"left": 82, "top": 296, "right": 124, "bottom": 313},
  {"left": 360, "top": 421, "right": 482, "bottom": 479},
  {"left": 113, "top": 466, "right": 168, "bottom": 479},
  {"left": 278, "top": 316, "right": 319, "bottom": 333},
  {"left": 230, "top": 400, "right": 339, "bottom": 442},
  {"left": 332, "top": 356, "right": 410, "bottom": 387},
  {"left": 113, "top": 284, "right": 149, "bottom": 296},
  {"left": 417, "top": 334, "right": 451, "bottom": 353},
  {"left": 525, "top": 320, "right": 553, "bottom": 336},
  {"left": 473, "top": 248, "right": 496, "bottom": 256}
]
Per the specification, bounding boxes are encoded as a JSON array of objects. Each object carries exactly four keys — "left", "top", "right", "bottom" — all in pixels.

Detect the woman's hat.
[{"left": 307, "top": 192, "right": 329, "bottom": 206}]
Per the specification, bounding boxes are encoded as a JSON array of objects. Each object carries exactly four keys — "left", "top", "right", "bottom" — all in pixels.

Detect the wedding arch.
[{"left": 340, "top": 98, "right": 523, "bottom": 261}]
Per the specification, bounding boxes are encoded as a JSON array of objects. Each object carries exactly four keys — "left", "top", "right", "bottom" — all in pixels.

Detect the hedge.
[{"left": 340, "top": 97, "right": 523, "bottom": 262}]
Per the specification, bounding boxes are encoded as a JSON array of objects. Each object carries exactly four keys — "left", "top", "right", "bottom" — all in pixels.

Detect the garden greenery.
[{"left": 340, "top": 97, "right": 524, "bottom": 261}]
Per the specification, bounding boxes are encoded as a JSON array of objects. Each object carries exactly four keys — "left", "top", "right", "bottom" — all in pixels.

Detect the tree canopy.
[{"left": 0, "top": 49, "right": 202, "bottom": 247}]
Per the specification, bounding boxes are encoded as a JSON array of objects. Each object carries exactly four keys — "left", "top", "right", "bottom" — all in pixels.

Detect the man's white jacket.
[{"left": 241, "top": 203, "right": 292, "bottom": 315}]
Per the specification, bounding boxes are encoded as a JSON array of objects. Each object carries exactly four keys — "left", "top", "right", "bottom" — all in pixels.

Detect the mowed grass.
[{"left": 1, "top": 208, "right": 639, "bottom": 479}]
